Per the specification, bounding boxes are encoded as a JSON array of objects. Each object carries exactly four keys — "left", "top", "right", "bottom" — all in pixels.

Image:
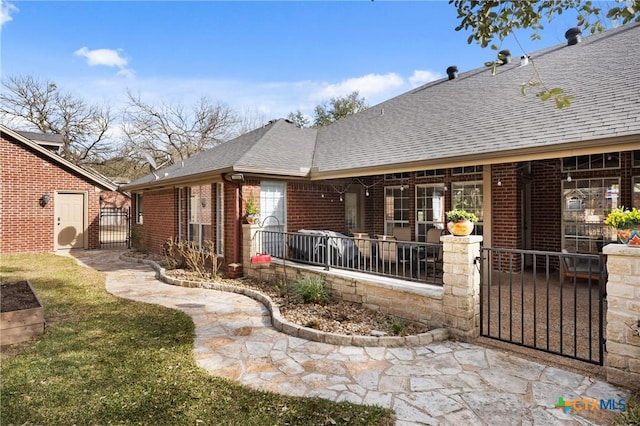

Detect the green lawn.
[{"left": 0, "top": 253, "right": 394, "bottom": 425}]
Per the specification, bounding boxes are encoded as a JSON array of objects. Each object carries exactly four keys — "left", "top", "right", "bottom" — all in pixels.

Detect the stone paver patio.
[{"left": 67, "top": 250, "right": 629, "bottom": 426}]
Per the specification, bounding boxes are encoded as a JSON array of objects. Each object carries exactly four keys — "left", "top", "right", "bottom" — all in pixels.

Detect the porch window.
[
  {"left": 135, "top": 193, "right": 143, "bottom": 224},
  {"left": 451, "top": 181, "right": 483, "bottom": 235},
  {"left": 452, "top": 165, "right": 483, "bottom": 175},
  {"left": 188, "top": 185, "right": 211, "bottom": 248},
  {"left": 562, "top": 152, "right": 620, "bottom": 171},
  {"left": 634, "top": 150, "right": 640, "bottom": 168},
  {"left": 634, "top": 176, "right": 640, "bottom": 209},
  {"left": 416, "top": 169, "right": 445, "bottom": 178},
  {"left": 562, "top": 178, "right": 619, "bottom": 253},
  {"left": 215, "top": 183, "right": 224, "bottom": 256},
  {"left": 384, "top": 186, "right": 409, "bottom": 235},
  {"left": 415, "top": 184, "right": 445, "bottom": 242}
]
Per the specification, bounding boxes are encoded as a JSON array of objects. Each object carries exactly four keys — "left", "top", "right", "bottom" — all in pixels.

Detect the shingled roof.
[
  {"left": 126, "top": 23, "right": 639, "bottom": 190},
  {"left": 312, "top": 23, "right": 640, "bottom": 178},
  {"left": 126, "top": 118, "right": 317, "bottom": 188}
]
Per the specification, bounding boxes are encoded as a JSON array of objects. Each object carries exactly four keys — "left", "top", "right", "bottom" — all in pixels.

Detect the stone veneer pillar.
[
  {"left": 603, "top": 243, "right": 640, "bottom": 389},
  {"left": 441, "top": 234, "right": 482, "bottom": 340},
  {"left": 242, "top": 224, "right": 261, "bottom": 271}
]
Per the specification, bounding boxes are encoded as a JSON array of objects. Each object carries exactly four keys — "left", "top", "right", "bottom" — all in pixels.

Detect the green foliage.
[
  {"left": 287, "top": 110, "right": 311, "bottom": 128},
  {"left": 0, "top": 254, "right": 394, "bottom": 426},
  {"left": 450, "top": 0, "right": 640, "bottom": 48},
  {"left": 389, "top": 316, "right": 406, "bottom": 335},
  {"left": 446, "top": 209, "right": 479, "bottom": 223},
  {"left": 613, "top": 390, "right": 640, "bottom": 425},
  {"left": 244, "top": 191, "right": 259, "bottom": 215},
  {"left": 293, "top": 275, "right": 330, "bottom": 304},
  {"left": 605, "top": 207, "right": 640, "bottom": 228},
  {"left": 313, "top": 91, "right": 368, "bottom": 128}
]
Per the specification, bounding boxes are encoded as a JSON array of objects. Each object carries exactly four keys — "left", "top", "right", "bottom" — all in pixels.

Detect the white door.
[{"left": 55, "top": 192, "right": 85, "bottom": 249}]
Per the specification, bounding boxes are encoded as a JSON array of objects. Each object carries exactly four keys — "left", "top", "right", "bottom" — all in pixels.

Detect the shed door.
[{"left": 55, "top": 192, "right": 85, "bottom": 249}]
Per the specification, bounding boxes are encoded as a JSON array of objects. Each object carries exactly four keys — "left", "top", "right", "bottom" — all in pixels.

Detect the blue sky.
[{"left": 1, "top": 0, "right": 587, "bottom": 125}]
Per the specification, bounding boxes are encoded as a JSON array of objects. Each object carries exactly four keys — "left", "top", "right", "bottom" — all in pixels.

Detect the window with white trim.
[
  {"left": 416, "top": 184, "right": 445, "bottom": 242},
  {"left": 634, "top": 150, "right": 640, "bottom": 168},
  {"left": 135, "top": 193, "right": 143, "bottom": 224},
  {"left": 633, "top": 176, "right": 640, "bottom": 209},
  {"left": 215, "top": 183, "right": 224, "bottom": 256},
  {"left": 188, "top": 185, "right": 211, "bottom": 248},
  {"left": 452, "top": 165, "right": 483, "bottom": 175},
  {"left": 562, "top": 178, "right": 618, "bottom": 253},
  {"left": 384, "top": 186, "right": 409, "bottom": 235},
  {"left": 260, "top": 181, "right": 286, "bottom": 256},
  {"left": 562, "top": 153, "right": 620, "bottom": 171},
  {"left": 451, "top": 181, "right": 483, "bottom": 236}
]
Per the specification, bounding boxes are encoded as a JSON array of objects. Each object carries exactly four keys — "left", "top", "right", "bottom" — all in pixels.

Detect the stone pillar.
[
  {"left": 441, "top": 234, "right": 482, "bottom": 340},
  {"left": 603, "top": 243, "right": 640, "bottom": 389},
  {"left": 242, "top": 224, "right": 262, "bottom": 271}
]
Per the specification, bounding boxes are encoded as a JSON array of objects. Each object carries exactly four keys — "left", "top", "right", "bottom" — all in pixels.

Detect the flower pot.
[
  {"left": 447, "top": 220, "right": 474, "bottom": 236},
  {"left": 617, "top": 227, "right": 640, "bottom": 247}
]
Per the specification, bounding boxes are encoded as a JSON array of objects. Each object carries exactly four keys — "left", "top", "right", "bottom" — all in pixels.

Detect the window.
[
  {"left": 188, "top": 185, "right": 211, "bottom": 248},
  {"left": 451, "top": 181, "right": 483, "bottom": 235},
  {"left": 384, "top": 186, "right": 409, "bottom": 234},
  {"left": 135, "top": 193, "right": 143, "bottom": 224},
  {"left": 177, "top": 188, "right": 184, "bottom": 241},
  {"left": 634, "top": 176, "right": 640, "bottom": 209},
  {"left": 562, "top": 152, "right": 620, "bottom": 171},
  {"left": 416, "top": 169, "right": 445, "bottom": 178},
  {"left": 452, "top": 165, "right": 483, "bottom": 175},
  {"left": 562, "top": 178, "right": 619, "bottom": 253},
  {"left": 416, "top": 184, "right": 445, "bottom": 242},
  {"left": 385, "top": 172, "right": 410, "bottom": 180},
  {"left": 215, "top": 183, "right": 224, "bottom": 256},
  {"left": 634, "top": 150, "right": 640, "bottom": 168}
]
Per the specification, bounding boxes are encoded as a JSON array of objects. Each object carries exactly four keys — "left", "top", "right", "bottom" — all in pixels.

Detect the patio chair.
[
  {"left": 392, "top": 227, "right": 412, "bottom": 241},
  {"left": 560, "top": 248, "right": 602, "bottom": 283},
  {"left": 376, "top": 234, "right": 398, "bottom": 272},
  {"left": 353, "top": 232, "right": 373, "bottom": 269},
  {"left": 420, "top": 228, "right": 443, "bottom": 275}
]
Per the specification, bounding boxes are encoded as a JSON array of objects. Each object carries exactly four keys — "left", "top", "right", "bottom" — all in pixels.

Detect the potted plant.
[
  {"left": 445, "top": 209, "right": 478, "bottom": 236},
  {"left": 605, "top": 207, "right": 640, "bottom": 246},
  {"left": 244, "top": 192, "right": 260, "bottom": 224}
]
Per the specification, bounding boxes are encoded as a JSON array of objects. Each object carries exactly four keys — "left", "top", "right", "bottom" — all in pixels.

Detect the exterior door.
[
  {"left": 55, "top": 192, "right": 86, "bottom": 249},
  {"left": 345, "top": 189, "right": 363, "bottom": 235}
]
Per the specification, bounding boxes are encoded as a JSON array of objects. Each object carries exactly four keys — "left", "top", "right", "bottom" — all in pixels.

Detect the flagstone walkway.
[{"left": 67, "top": 250, "right": 629, "bottom": 426}]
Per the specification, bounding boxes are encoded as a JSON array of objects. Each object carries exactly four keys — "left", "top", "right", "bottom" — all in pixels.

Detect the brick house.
[
  {"left": 123, "top": 23, "right": 640, "bottom": 276},
  {"left": 0, "top": 125, "right": 129, "bottom": 253}
]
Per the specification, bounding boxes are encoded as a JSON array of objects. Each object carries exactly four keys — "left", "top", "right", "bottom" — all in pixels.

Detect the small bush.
[
  {"left": 163, "top": 238, "right": 220, "bottom": 278},
  {"left": 613, "top": 390, "right": 640, "bottom": 425},
  {"left": 293, "top": 275, "right": 330, "bottom": 304}
]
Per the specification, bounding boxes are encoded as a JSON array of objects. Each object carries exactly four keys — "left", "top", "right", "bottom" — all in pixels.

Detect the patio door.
[
  {"left": 260, "top": 181, "right": 286, "bottom": 256},
  {"left": 55, "top": 192, "right": 86, "bottom": 250},
  {"left": 345, "top": 187, "right": 364, "bottom": 235}
]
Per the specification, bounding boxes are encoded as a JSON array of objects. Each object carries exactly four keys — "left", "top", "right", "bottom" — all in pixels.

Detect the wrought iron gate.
[
  {"left": 480, "top": 247, "right": 606, "bottom": 365},
  {"left": 99, "top": 207, "right": 131, "bottom": 249}
]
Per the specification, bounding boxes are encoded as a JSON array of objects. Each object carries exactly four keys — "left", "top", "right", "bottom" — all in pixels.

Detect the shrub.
[
  {"left": 293, "top": 275, "right": 330, "bottom": 304},
  {"left": 163, "top": 238, "right": 220, "bottom": 278}
]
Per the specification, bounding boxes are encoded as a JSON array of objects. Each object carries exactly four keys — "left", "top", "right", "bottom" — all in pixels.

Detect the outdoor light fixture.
[
  {"left": 39, "top": 192, "right": 50, "bottom": 207},
  {"left": 230, "top": 173, "right": 245, "bottom": 182},
  {"left": 497, "top": 177, "right": 502, "bottom": 187},
  {"left": 200, "top": 197, "right": 207, "bottom": 208}
]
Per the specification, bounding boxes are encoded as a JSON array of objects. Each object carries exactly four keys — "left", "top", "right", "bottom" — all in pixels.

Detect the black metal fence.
[
  {"left": 480, "top": 247, "right": 606, "bottom": 365},
  {"left": 99, "top": 207, "right": 130, "bottom": 249},
  {"left": 253, "top": 229, "right": 443, "bottom": 285}
]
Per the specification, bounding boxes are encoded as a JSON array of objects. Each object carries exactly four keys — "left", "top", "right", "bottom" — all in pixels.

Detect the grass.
[{"left": 0, "top": 253, "right": 394, "bottom": 426}]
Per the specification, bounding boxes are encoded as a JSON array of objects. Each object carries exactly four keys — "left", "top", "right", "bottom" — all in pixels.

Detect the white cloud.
[
  {"left": 74, "top": 47, "right": 135, "bottom": 78},
  {"left": 0, "top": 0, "right": 18, "bottom": 28},
  {"left": 409, "top": 69, "right": 443, "bottom": 88},
  {"left": 310, "top": 73, "right": 404, "bottom": 102}
]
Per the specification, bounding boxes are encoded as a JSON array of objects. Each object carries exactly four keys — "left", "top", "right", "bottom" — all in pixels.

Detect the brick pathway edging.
[{"left": 120, "top": 254, "right": 449, "bottom": 348}]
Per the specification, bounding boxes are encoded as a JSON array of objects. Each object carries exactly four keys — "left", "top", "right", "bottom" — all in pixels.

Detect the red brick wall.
[
  {"left": 530, "top": 159, "right": 563, "bottom": 253},
  {"left": 287, "top": 182, "right": 345, "bottom": 232},
  {"left": 492, "top": 163, "right": 522, "bottom": 250},
  {"left": 134, "top": 188, "right": 176, "bottom": 254},
  {"left": 0, "top": 133, "right": 112, "bottom": 253}
]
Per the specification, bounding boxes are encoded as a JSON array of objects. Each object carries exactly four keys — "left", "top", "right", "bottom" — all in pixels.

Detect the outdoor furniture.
[
  {"left": 560, "top": 248, "right": 602, "bottom": 283},
  {"left": 353, "top": 232, "right": 373, "bottom": 269},
  {"left": 392, "top": 227, "right": 412, "bottom": 242},
  {"left": 376, "top": 235, "right": 398, "bottom": 271},
  {"left": 420, "top": 228, "right": 443, "bottom": 276}
]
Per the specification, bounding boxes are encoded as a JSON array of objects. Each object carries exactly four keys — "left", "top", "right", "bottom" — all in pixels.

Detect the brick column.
[
  {"left": 441, "top": 235, "right": 482, "bottom": 340},
  {"left": 603, "top": 244, "right": 640, "bottom": 389}
]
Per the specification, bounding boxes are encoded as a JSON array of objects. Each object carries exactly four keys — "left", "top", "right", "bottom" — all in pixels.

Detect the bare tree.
[
  {"left": 122, "top": 91, "right": 239, "bottom": 167},
  {"left": 0, "top": 75, "right": 114, "bottom": 164}
]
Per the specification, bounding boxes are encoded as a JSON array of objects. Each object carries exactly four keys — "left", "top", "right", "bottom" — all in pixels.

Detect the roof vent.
[
  {"left": 446, "top": 65, "right": 458, "bottom": 80},
  {"left": 498, "top": 49, "right": 511, "bottom": 65},
  {"left": 520, "top": 55, "right": 530, "bottom": 67},
  {"left": 565, "top": 27, "right": 582, "bottom": 45}
]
